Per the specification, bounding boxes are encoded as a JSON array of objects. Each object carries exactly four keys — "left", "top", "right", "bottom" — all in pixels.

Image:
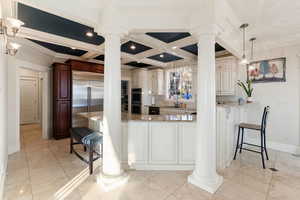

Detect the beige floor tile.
[
  {"left": 214, "top": 179, "right": 267, "bottom": 200},
  {"left": 4, "top": 181, "right": 32, "bottom": 200},
  {"left": 4, "top": 124, "right": 300, "bottom": 200},
  {"left": 173, "top": 183, "right": 213, "bottom": 200},
  {"left": 268, "top": 181, "right": 300, "bottom": 200},
  {"left": 5, "top": 168, "right": 30, "bottom": 188}
]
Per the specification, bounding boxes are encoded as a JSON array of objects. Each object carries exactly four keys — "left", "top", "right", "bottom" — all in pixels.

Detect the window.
[{"left": 166, "top": 66, "right": 193, "bottom": 101}]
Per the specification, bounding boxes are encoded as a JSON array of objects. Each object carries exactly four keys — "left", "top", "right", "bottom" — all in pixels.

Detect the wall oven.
[{"left": 131, "top": 88, "right": 142, "bottom": 114}]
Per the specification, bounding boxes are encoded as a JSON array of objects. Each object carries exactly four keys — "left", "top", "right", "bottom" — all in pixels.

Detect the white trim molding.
[{"left": 246, "top": 137, "right": 299, "bottom": 154}]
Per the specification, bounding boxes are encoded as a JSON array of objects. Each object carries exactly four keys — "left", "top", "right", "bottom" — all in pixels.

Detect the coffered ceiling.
[
  {"left": 11, "top": 0, "right": 300, "bottom": 68},
  {"left": 13, "top": 2, "right": 228, "bottom": 69}
]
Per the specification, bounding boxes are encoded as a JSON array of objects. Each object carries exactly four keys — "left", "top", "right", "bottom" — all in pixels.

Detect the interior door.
[{"left": 20, "top": 78, "right": 38, "bottom": 124}]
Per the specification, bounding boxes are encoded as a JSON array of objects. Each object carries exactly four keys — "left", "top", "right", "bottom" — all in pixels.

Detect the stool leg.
[
  {"left": 89, "top": 145, "right": 93, "bottom": 175},
  {"left": 239, "top": 128, "right": 244, "bottom": 153},
  {"left": 260, "top": 132, "right": 266, "bottom": 169},
  {"left": 70, "top": 136, "right": 73, "bottom": 154},
  {"left": 234, "top": 127, "right": 241, "bottom": 160},
  {"left": 263, "top": 130, "right": 269, "bottom": 160}
]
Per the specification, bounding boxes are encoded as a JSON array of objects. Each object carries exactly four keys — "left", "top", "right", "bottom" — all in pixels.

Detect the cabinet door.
[
  {"left": 178, "top": 123, "right": 196, "bottom": 164},
  {"left": 53, "top": 101, "right": 71, "bottom": 139},
  {"left": 149, "top": 122, "right": 178, "bottom": 164},
  {"left": 216, "top": 64, "right": 222, "bottom": 95},
  {"left": 157, "top": 70, "right": 164, "bottom": 95},
  {"left": 54, "top": 64, "right": 71, "bottom": 101},
  {"left": 128, "top": 122, "right": 149, "bottom": 165}
]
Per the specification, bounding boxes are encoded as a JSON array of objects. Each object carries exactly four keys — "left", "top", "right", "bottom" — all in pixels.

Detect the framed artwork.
[{"left": 247, "top": 57, "right": 286, "bottom": 83}]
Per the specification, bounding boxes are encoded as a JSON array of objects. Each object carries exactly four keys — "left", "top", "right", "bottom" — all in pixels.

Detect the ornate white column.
[
  {"left": 97, "top": 32, "right": 128, "bottom": 190},
  {"left": 188, "top": 31, "right": 223, "bottom": 193}
]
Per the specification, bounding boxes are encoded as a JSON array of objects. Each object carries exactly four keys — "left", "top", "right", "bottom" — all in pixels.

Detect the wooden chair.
[{"left": 233, "top": 106, "right": 270, "bottom": 168}]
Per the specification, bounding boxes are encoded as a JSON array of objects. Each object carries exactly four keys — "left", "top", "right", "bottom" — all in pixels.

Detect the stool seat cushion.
[
  {"left": 82, "top": 132, "right": 103, "bottom": 146},
  {"left": 239, "top": 123, "right": 261, "bottom": 130},
  {"left": 70, "top": 127, "right": 94, "bottom": 142}
]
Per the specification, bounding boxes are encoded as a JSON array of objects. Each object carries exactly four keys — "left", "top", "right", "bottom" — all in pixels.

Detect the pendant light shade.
[
  {"left": 240, "top": 23, "right": 249, "bottom": 65},
  {"left": 248, "top": 37, "right": 256, "bottom": 71}
]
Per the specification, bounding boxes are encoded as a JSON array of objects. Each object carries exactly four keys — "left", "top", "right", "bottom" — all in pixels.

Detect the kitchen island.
[{"left": 78, "top": 105, "right": 244, "bottom": 171}]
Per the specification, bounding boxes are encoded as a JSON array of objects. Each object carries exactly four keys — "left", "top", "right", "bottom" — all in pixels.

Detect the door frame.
[{"left": 18, "top": 66, "right": 51, "bottom": 140}]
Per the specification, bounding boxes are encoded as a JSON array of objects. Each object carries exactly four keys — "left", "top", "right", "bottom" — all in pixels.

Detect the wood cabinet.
[
  {"left": 53, "top": 63, "right": 72, "bottom": 139},
  {"left": 66, "top": 59, "right": 104, "bottom": 74},
  {"left": 216, "top": 57, "right": 237, "bottom": 96},
  {"left": 53, "top": 100, "right": 71, "bottom": 139}
]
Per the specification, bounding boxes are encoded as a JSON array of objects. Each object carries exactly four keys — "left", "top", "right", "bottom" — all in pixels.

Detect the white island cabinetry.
[
  {"left": 127, "top": 105, "right": 242, "bottom": 170},
  {"left": 128, "top": 121, "right": 197, "bottom": 170}
]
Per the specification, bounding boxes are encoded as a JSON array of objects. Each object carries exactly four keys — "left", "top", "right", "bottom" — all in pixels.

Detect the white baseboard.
[{"left": 246, "top": 138, "right": 298, "bottom": 154}]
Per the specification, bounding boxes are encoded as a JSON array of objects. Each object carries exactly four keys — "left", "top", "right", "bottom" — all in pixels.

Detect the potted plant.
[{"left": 237, "top": 80, "right": 254, "bottom": 103}]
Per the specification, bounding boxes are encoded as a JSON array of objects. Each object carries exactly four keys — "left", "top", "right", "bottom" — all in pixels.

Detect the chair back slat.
[{"left": 261, "top": 106, "right": 270, "bottom": 131}]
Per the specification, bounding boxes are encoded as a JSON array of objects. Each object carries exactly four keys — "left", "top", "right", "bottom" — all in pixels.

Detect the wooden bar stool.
[{"left": 233, "top": 106, "right": 270, "bottom": 168}]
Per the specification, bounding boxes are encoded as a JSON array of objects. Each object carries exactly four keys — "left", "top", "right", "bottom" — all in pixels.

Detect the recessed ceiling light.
[
  {"left": 172, "top": 46, "right": 177, "bottom": 49},
  {"left": 130, "top": 44, "right": 136, "bottom": 50},
  {"left": 86, "top": 31, "right": 93, "bottom": 37},
  {"left": 159, "top": 54, "right": 164, "bottom": 58},
  {"left": 71, "top": 47, "right": 76, "bottom": 50}
]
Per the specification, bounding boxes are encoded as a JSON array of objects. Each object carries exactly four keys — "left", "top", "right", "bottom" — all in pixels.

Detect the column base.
[
  {"left": 97, "top": 172, "right": 129, "bottom": 191},
  {"left": 188, "top": 172, "right": 223, "bottom": 194}
]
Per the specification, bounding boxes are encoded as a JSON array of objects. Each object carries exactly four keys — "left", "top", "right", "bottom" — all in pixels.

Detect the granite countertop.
[{"left": 77, "top": 111, "right": 196, "bottom": 122}]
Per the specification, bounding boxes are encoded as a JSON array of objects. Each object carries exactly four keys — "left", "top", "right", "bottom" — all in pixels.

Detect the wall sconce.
[
  {"left": 0, "top": 17, "right": 24, "bottom": 56},
  {"left": 6, "top": 42, "right": 21, "bottom": 56}
]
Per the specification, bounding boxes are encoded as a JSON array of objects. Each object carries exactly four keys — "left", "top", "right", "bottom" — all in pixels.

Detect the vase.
[{"left": 247, "top": 97, "right": 254, "bottom": 103}]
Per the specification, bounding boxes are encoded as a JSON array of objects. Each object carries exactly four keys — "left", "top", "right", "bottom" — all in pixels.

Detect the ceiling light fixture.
[
  {"left": 71, "top": 47, "right": 76, "bottom": 50},
  {"left": 240, "top": 23, "right": 249, "bottom": 65},
  {"left": 86, "top": 31, "right": 93, "bottom": 37},
  {"left": 0, "top": 17, "right": 24, "bottom": 56},
  {"left": 172, "top": 46, "right": 177, "bottom": 49},
  {"left": 130, "top": 44, "right": 136, "bottom": 50},
  {"left": 159, "top": 54, "right": 164, "bottom": 58}
]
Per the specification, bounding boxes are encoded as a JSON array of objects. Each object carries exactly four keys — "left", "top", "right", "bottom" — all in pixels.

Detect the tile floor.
[{"left": 4, "top": 124, "right": 300, "bottom": 200}]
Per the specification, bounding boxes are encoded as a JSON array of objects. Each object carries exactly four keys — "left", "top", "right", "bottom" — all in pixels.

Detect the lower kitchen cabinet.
[
  {"left": 128, "top": 121, "right": 149, "bottom": 165},
  {"left": 149, "top": 122, "right": 178, "bottom": 164},
  {"left": 178, "top": 123, "right": 196, "bottom": 164}
]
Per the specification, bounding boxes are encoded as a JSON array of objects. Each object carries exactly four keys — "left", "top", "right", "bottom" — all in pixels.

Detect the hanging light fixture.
[
  {"left": 248, "top": 37, "right": 256, "bottom": 71},
  {"left": 240, "top": 23, "right": 249, "bottom": 65}
]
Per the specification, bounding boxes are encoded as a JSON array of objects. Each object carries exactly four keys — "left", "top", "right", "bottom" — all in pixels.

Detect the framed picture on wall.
[{"left": 247, "top": 57, "right": 286, "bottom": 83}]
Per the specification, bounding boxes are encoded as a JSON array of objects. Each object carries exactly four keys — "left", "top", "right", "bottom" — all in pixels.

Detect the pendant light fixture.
[
  {"left": 240, "top": 23, "right": 249, "bottom": 65},
  {"left": 248, "top": 37, "right": 256, "bottom": 71}
]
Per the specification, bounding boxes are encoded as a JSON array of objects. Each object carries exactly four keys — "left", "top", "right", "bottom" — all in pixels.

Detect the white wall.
[
  {"left": 237, "top": 44, "right": 300, "bottom": 152},
  {"left": 0, "top": 41, "right": 8, "bottom": 199},
  {"left": 7, "top": 44, "right": 54, "bottom": 154}
]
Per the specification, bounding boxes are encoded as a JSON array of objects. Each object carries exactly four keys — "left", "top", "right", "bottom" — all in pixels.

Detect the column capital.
[{"left": 190, "top": 24, "right": 221, "bottom": 39}]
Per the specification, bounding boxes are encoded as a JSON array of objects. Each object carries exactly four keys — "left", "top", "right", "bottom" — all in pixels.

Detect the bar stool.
[{"left": 233, "top": 106, "right": 270, "bottom": 168}]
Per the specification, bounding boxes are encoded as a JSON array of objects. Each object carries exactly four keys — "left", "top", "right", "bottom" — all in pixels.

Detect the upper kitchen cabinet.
[
  {"left": 216, "top": 57, "right": 237, "bottom": 96},
  {"left": 131, "top": 68, "right": 148, "bottom": 89},
  {"left": 148, "top": 69, "right": 164, "bottom": 95},
  {"left": 53, "top": 63, "right": 71, "bottom": 101}
]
